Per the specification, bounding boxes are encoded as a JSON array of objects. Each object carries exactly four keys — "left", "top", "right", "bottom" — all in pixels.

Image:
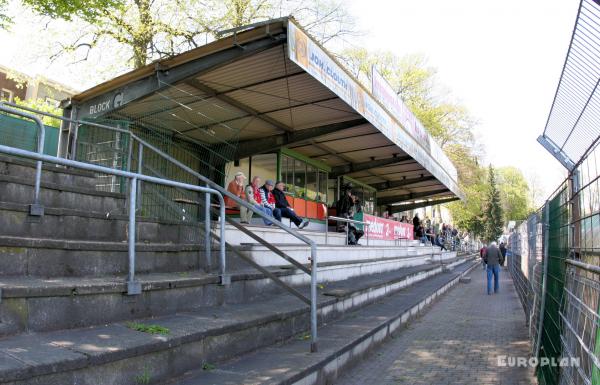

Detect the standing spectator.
[
  {"left": 499, "top": 242, "right": 507, "bottom": 268},
  {"left": 243, "top": 176, "right": 272, "bottom": 225},
  {"left": 415, "top": 224, "right": 427, "bottom": 244},
  {"left": 225, "top": 171, "right": 247, "bottom": 216},
  {"left": 413, "top": 214, "right": 421, "bottom": 238},
  {"left": 272, "top": 181, "right": 309, "bottom": 229},
  {"left": 436, "top": 232, "right": 447, "bottom": 251},
  {"left": 336, "top": 184, "right": 364, "bottom": 245},
  {"left": 484, "top": 242, "right": 502, "bottom": 295}
]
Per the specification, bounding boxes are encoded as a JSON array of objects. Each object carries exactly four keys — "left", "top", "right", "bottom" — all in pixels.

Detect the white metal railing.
[{"left": 325, "top": 215, "right": 370, "bottom": 246}]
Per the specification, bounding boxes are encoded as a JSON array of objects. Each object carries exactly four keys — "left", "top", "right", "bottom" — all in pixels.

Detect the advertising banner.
[
  {"left": 287, "top": 20, "right": 461, "bottom": 198},
  {"left": 355, "top": 212, "right": 414, "bottom": 241}
]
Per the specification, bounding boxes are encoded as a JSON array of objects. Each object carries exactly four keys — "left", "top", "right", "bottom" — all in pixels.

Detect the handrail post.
[
  {"left": 219, "top": 198, "right": 229, "bottom": 285},
  {"left": 205, "top": 183, "right": 212, "bottom": 272},
  {"left": 127, "top": 177, "right": 141, "bottom": 295},
  {"left": 0, "top": 104, "right": 45, "bottom": 216},
  {"left": 325, "top": 217, "right": 328, "bottom": 245},
  {"left": 310, "top": 243, "right": 318, "bottom": 352},
  {"left": 137, "top": 143, "right": 143, "bottom": 211}
]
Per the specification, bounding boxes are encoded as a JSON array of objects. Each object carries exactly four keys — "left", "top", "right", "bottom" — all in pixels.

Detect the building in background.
[{"left": 0, "top": 64, "right": 77, "bottom": 106}]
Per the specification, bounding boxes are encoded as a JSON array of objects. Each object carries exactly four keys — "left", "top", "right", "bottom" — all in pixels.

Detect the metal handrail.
[
  {"left": 565, "top": 258, "right": 600, "bottom": 274},
  {"left": 325, "top": 215, "right": 370, "bottom": 246},
  {"left": 0, "top": 104, "right": 45, "bottom": 215},
  {"left": 3, "top": 102, "right": 320, "bottom": 353},
  {"left": 0, "top": 143, "right": 226, "bottom": 295}
]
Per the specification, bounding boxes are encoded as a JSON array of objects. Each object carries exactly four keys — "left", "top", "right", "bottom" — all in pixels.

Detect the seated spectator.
[
  {"left": 259, "top": 179, "right": 278, "bottom": 226},
  {"left": 225, "top": 171, "right": 246, "bottom": 210},
  {"left": 273, "top": 181, "right": 309, "bottom": 229},
  {"left": 243, "top": 176, "right": 272, "bottom": 225}
]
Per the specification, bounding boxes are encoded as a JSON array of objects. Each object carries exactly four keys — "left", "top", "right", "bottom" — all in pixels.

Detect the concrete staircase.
[{"left": 0, "top": 154, "right": 476, "bottom": 385}]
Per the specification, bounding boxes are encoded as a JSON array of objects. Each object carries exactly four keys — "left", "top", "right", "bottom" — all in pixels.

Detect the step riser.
[
  {"left": 245, "top": 247, "right": 448, "bottom": 266},
  {"left": 0, "top": 158, "right": 98, "bottom": 189},
  {"left": 1, "top": 262, "right": 462, "bottom": 385},
  {"left": 0, "top": 208, "right": 204, "bottom": 244},
  {"left": 288, "top": 261, "right": 480, "bottom": 385},
  {"left": 0, "top": 182, "right": 124, "bottom": 213},
  {"left": 0, "top": 247, "right": 213, "bottom": 278},
  {"left": 0, "top": 256, "right": 443, "bottom": 335},
  {"left": 224, "top": 227, "right": 421, "bottom": 247}
]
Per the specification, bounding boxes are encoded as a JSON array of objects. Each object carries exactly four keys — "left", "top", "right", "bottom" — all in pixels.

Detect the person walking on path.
[
  {"left": 480, "top": 245, "right": 487, "bottom": 270},
  {"left": 499, "top": 242, "right": 507, "bottom": 268},
  {"left": 484, "top": 241, "right": 502, "bottom": 295}
]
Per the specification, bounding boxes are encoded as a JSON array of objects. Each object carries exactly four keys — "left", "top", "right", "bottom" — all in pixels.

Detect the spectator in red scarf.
[{"left": 242, "top": 176, "right": 272, "bottom": 225}]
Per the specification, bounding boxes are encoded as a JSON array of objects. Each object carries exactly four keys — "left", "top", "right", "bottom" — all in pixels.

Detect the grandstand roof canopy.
[{"left": 67, "top": 17, "right": 463, "bottom": 207}]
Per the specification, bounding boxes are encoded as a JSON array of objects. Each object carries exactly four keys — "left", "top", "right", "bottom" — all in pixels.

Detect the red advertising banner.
[{"left": 359, "top": 213, "right": 414, "bottom": 240}]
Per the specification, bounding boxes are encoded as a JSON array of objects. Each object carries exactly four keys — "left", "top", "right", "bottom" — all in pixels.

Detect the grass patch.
[
  {"left": 202, "top": 362, "right": 216, "bottom": 371},
  {"left": 126, "top": 322, "right": 170, "bottom": 335}
]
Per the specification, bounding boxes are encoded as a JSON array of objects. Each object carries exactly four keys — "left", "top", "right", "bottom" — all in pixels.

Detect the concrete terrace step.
[
  {"left": 222, "top": 224, "right": 422, "bottom": 247},
  {"left": 237, "top": 243, "right": 454, "bottom": 267},
  {"left": 0, "top": 174, "right": 125, "bottom": 213},
  {"left": 0, "top": 201, "right": 205, "bottom": 243},
  {"left": 0, "top": 236, "right": 206, "bottom": 277},
  {"left": 0, "top": 154, "right": 98, "bottom": 189},
  {"left": 167, "top": 259, "right": 479, "bottom": 385},
  {"left": 0, "top": 255, "right": 474, "bottom": 336},
  {"left": 0, "top": 258, "right": 476, "bottom": 385}
]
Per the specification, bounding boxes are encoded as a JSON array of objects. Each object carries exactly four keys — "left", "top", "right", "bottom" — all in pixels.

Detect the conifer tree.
[{"left": 484, "top": 165, "right": 504, "bottom": 242}]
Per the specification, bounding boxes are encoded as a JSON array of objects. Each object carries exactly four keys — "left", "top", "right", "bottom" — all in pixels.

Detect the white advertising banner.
[{"left": 287, "top": 20, "right": 461, "bottom": 199}]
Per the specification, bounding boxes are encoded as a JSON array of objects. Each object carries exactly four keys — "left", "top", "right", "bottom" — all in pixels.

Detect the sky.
[
  {"left": 0, "top": 0, "right": 578, "bottom": 205},
  {"left": 346, "top": 0, "right": 577, "bottom": 204}
]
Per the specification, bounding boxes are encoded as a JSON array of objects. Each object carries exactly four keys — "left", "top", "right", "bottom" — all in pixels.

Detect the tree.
[
  {"left": 0, "top": 0, "right": 9, "bottom": 30},
  {"left": 484, "top": 165, "right": 504, "bottom": 242},
  {"left": 497, "top": 166, "right": 530, "bottom": 221},
  {"left": 20, "top": 0, "right": 355, "bottom": 69}
]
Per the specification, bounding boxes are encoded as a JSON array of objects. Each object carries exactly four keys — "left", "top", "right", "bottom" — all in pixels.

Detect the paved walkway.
[{"left": 335, "top": 266, "right": 537, "bottom": 385}]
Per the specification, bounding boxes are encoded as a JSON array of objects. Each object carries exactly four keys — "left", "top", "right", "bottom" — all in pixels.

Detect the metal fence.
[{"left": 508, "top": 147, "right": 599, "bottom": 385}]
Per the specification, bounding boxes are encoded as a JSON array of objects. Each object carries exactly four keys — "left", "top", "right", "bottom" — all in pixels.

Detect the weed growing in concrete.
[
  {"left": 134, "top": 366, "right": 151, "bottom": 384},
  {"left": 202, "top": 362, "right": 216, "bottom": 371},
  {"left": 126, "top": 322, "right": 170, "bottom": 335}
]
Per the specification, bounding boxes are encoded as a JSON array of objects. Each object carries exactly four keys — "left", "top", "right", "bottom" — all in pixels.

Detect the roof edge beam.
[
  {"left": 329, "top": 155, "right": 412, "bottom": 178},
  {"left": 234, "top": 118, "right": 367, "bottom": 159},
  {"left": 537, "top": 135, "right": 575, "bottom": 170},
  {"left": 388, "top": 197, "right": 460, "bottom": 213},
  {"left": 378, "top": 188, "right": 450, "bottom": 206},
  {"left": 370, "top": 175, "right": 437, "bottom": 191}
]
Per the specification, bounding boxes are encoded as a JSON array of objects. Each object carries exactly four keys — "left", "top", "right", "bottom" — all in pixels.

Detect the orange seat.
[
  {"left": 306, "top": 201, "right": 317, "bottom": 219},
  {"left": 293, "top": 197, "right": 306, "bottom": 216},
  {"left": 316, "top": 203, "right": 327, "bottom": 220}
]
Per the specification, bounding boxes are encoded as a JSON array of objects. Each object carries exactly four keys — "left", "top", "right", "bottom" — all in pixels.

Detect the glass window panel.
[
  {"left": 327, "top": 178, "right": 337, "bottom": 206},
  {"left": 318, "top": 171, "right": 328, "bottom": 203},
  {"left": 251, "top": 154, "right": 277, "bottom": 185},
  {"left": 281, "top": 155, "right": 294, "bottom": 194},
  {"left": 294, "top": 159, "right": 306, "bottom": 198},
  {"left": 306, "top": 164, "right": 318, "bottom": 200}
]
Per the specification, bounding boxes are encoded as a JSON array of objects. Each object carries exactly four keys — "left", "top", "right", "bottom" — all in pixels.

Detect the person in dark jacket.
[
  {"left": 484, "top": 242, "right": 502, "bottom": 295},
  {"left": 273, "top": 181, "right": 309, "bottom": 229},
  {"left": 335, "top": 183, "right": 363, "bottom": 245},
  {"left": 499, "top": 242, "right": 507, "bottom": 267}
]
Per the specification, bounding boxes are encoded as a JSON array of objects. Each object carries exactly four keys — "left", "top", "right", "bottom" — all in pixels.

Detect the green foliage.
[
  {"left": 21, "top": 0, "right": 125, "bottom": 22},
  {"left": 126, "top": 322, "right": 170, "bottom": 335},
  {"left": 497, "top": 166, "right": 531, "bottom": 221},
  {"left": 0, "top": 0, "right": 10, "bottom": 30},
  {"left": 202, "top": 362, "right": 216, "bottom": 371},
  {"left": 484, "top": 165, "right": 504, "bottom": 242},
  {"left": 19, "top": 0, "right": 354, "bottom": 70},
  {"left": 13, "top": 97, "right": 62, "bottom": 127}
]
